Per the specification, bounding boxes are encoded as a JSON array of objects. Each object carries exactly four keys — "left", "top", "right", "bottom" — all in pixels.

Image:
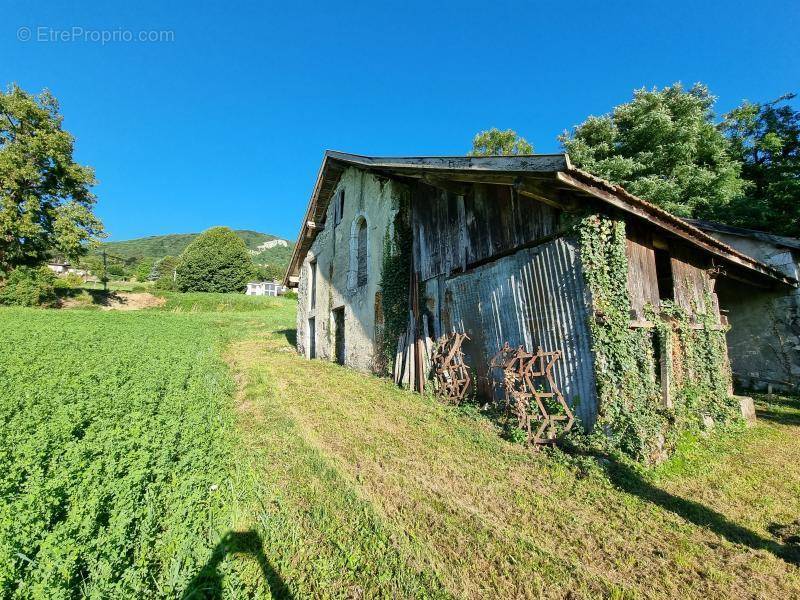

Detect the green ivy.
[
  {"left": 577, "top": 214, "right": 738, "bottom": 463},
  {"left": 378, "top": 197, "right": 411, "bottom": 374}
]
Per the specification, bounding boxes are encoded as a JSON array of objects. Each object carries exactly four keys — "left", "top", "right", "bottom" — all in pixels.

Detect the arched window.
[
  {"left": 349, "top": 214, "right": 369, "bottom": 290},
  {"left": 356, "top": 217, "right": 368, "bottom": 287}
]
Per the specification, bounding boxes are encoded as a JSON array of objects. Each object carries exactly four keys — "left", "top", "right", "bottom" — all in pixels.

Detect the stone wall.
[
  {"left": 296, "top": 167, "right": 405, "bottom": 372},
  {"left": 711, "top": 232, "right": 800, "bottom": 392}
]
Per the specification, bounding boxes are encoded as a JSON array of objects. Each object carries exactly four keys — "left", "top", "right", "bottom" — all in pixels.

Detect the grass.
[
  {"left": 1, "top": 294, "right": 799, "bottom": 598},
  {"left": 0, "top": 308, "right": 239, "bottom": 598},
  {"left": 155, "top": 291, "right": 287, "bottom": 313},
  {"left": 228, "top": 331, "right": 800, "bottom": 598}
]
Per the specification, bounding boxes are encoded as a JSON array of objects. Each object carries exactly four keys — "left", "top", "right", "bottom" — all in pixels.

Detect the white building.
[
  {"left": 246, "top": 280, "right": 286, "bottom": 296},
  {"left": 46, "top": 261, "right": 70, "bottom": 274}
]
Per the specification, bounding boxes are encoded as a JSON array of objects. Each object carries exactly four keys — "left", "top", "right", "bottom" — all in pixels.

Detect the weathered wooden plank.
[
  {"left": 324, "top": 151, "right": 570, "bottom": 173},
  {"left": 625, "top": 225, "right": 660, "bottom": 318},
  {"left": 413, "top": 181, "right": 561, "bottom": 281},
  {"left": 670, "top": 243, "right": 712, "bottom": 317}
]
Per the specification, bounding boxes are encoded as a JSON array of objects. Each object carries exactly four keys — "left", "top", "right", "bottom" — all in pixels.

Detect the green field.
[{"left": 1, "top": 297, "right": 799, "bottom": 598}]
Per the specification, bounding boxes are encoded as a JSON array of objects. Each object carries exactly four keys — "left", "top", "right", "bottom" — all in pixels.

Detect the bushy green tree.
[
  {"left": 152, "top": 255, "right": 178, "bottom": 290},
  {"left": 106, "top": 263, "right": 126, "bottom": 279},
  {"left": 0, "top": 84, "right": 104, "bottom": 276},
  {"left": 252, "top": 263, "right": 284, "bottom": 282},
  {"left": 135, "top": 258, "right": 154, "bottom": 282},
  {"left": 721, "top": 94, "right": 800, "bottom": 236},
  {"left": 469, "top": 128, "right": 533, "bottom": 156},
  {"left": 0, "top": 266, "right": 57, "bottom": 306},
  {"left": 175, "top": 227, "right": 254, "bottom": 293},
  {"left": 560, "top": 83, "right": 745, "bottom": 219}
]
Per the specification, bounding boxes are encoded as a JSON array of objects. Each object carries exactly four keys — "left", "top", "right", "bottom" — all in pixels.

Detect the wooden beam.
[
  {"left": 514, "top": 179, "right": 567, "bottom": 210},
  {"left": 420, "top": 175, "right": 471, "bottom": 197}
]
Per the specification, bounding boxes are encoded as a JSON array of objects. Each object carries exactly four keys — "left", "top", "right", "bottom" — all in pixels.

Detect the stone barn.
[
  {"left": 285, "top": 152, "right": 795, "bottom": 444},
  {"left": 691, "top": 220, "right": 800, "bottom": 393}
]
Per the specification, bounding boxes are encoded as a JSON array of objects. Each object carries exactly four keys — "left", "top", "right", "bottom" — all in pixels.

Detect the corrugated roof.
[{"left": 688, "top": 219, "right": 800, "bottom": 251}]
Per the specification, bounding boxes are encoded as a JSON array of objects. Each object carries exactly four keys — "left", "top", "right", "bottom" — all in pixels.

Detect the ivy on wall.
[
  {"left": 577, "top": 213, "right": 738, "bottom": 463},
  {"left": 378, "top": 194, "right": 411, "bottom": 374}
]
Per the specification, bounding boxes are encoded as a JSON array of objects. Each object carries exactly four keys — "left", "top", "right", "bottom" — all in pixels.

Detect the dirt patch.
[
  {"left": 60, "top": 291, "right": 166, "bottom": 311},
  {"left": 100, "top": 292, "right": 166, "bottom": 310}
]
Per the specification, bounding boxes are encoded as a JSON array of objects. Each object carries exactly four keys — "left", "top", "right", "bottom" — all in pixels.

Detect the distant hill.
[{"left": 98, "top": 230, "right": 294, "bottom": 269}]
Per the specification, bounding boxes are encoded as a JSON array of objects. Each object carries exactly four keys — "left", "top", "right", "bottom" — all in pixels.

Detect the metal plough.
[
  {"left": 488, "top": 342, "right": 575, "bottom": 445},
  {"left": 431, "top": 332, "right": 472, "bottom": 404}
]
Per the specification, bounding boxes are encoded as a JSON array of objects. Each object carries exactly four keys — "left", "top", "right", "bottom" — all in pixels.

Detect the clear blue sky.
[{"left": 3, "top": 1, "right": 798, "bottom": 241}]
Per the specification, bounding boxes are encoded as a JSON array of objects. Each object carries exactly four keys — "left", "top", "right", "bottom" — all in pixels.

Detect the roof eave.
[{"left": 284, "top": 152, "right": 796, "bottom": 290}]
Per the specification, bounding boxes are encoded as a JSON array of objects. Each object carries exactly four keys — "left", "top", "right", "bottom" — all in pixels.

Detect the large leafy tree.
[
  {"left": 175, "top": 226, "right": 255, "bottom": 293},
  {"left": 560, "top": 83, "right": 745, "bottom": 219},
  {"left": 0, "top": 84, "right": 103, "bottom": 276},
  {"left": 135, "top": 257, "right": 154, "bottom": 282},
  {"left": 469, "top": 128, "right": 533, "bottom": 156},
  {"left": 721, "top": 94, "right": 800, "bottom": 237}
]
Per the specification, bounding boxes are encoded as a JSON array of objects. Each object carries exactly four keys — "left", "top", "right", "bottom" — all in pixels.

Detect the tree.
[
  {"left": 152, "top": 255, "right": 178, "bottom": 279},
  {"left": 469, "top": 128, "right": 533, "bottom": 156},
  {"left": 152, "top": 255, "right": 178, "bottom": 290},
  {"left": 0, "top": 84, "right": 104, "bottom": 276},
  {"left": 252, "top": 263, "right": 284, "bottom": 282},
  {"left": 135, "top": 258, "right": 154, "bottom": 282},
  {"left": 0, "top": 266, "right": 57, "bottom": 307},
  {"left": 560, "top": 83, "right": 745, "bottom": 219},
  {"left": 175, "top": 227, "right": 255, "bottom": 293},
  {"left": 721, "top": 94, "right": 800, "bottom": 237}
]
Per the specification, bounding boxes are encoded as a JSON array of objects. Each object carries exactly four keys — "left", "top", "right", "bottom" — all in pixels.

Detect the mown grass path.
[{"left": 226, "top": 305, "right": 800, "bottom": 599}]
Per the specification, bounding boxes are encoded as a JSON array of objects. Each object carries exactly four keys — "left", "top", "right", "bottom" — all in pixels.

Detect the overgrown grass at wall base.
[{"left": 577, "top": 214, "right": 738, "bottom": 462}]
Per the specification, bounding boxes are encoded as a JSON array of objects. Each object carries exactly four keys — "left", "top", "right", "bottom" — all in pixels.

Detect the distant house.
[
  {"left": 46, "top": 261, "right": 89, "bottom": 280},
  {"left": 46, "top": 261, "right": 70, "bottom": 274},
  {"left": 284, "top": 151, "right": 795, "bottom": 432},
  {"left": 691, "top": 220, "right": 800, "bottom": 392},
  {"left": 246, "top": 280, "right": 286, "bottom": 296}
]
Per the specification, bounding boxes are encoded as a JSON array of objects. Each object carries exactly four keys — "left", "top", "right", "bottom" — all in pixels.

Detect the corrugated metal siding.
[{"left": 434, "top": 236, "right": 599, "bottom": 429}]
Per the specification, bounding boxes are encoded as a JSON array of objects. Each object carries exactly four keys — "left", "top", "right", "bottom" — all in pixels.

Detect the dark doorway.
[
  {"left": 332, "top": 307, "right": 345, "bottom": 365},
  {"left": 654, "top": 248, "right": 674, "bottom": 302},
  {"left": 308, "top": 318, "right": 316, "bottom": 359}
]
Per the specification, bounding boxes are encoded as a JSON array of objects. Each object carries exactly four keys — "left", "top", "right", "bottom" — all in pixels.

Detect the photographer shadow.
[{"left": 182, "top": 530, "right": 292, "bottom": 599}]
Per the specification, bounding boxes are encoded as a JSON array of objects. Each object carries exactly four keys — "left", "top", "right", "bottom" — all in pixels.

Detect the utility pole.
[{"left": 102, "top": 250, "right": 108, "bottom": 292}]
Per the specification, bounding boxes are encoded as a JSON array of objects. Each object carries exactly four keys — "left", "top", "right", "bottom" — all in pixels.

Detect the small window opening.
[
  {"left": 309, "top": 260, "right": 317, "bottom": 309},
  {"left": 357, "top": 218, "right": 368, "bottom": 287},
  {"left": 654, "top": 248, "right": 674, "bottom": 302},
  {"left": 334, "top": 190, "right": 345, "bottom": 227}
]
